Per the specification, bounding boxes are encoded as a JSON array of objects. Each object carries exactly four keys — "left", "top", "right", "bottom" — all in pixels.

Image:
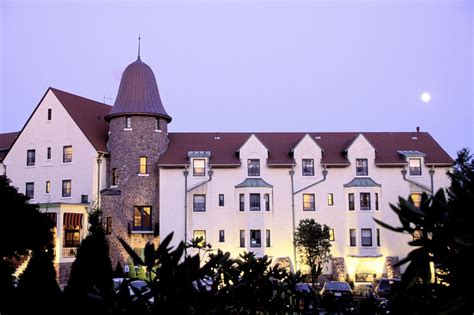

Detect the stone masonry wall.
[{"left": 102, "top": 116, "right": 168, "bottom": 267}]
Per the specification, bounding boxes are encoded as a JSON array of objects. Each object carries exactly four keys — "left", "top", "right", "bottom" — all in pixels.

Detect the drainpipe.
[
  {"left": 401, "top": 167, "right": 431, "bottom": 193},
  {"left": 96, "top": 153, "right": 103, "bottom": 209},
  {"left": 183, "top": 166, "right": 189, "bottom": 250},
  {"left": 290, "top": 165, "right": 328, "bottom": 271},
  {"left": 429, "top": 167, "right": 435, "bottom": 195},
  {"left": 186, "top": 165, "right": 214, "bottom": 192}
]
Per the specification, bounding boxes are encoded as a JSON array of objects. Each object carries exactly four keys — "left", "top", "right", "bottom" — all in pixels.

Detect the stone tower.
[{"left": 102, "top": 54, "right": 172, "bottom": 265}]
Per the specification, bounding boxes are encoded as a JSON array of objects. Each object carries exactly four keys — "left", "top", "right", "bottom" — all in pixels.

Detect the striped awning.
[
  {"left": 63, "top": 213, "right": 83, "bottom": 228},
  {"left": 46, "top": 213, "right": 57, "bottom": 226}
]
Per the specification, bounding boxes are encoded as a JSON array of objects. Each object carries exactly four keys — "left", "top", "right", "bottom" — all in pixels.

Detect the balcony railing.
[
  {"left": 62, "top": 247, "right": 78, "bottom": 258},
  {"left": 128, "top": 222, "right": 159, "bottom": 236}
]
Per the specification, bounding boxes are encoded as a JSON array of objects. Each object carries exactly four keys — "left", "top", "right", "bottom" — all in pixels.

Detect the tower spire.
[{"left": 138, "top": 34, "right": 141, "bottom": 61}]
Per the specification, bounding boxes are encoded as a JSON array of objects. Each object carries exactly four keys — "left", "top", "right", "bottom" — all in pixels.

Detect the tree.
[
  {"left": 64, "top": 208, "right": 114, "bottom": 315},
  {"left": 294, "top": 218, "right": 332, "bottom": 286},
  {"left": 0, "top": 175, "right": 52, "bottom": 314},
  {"left": 374, "top": 148, "right": 474, "bottom": 313}
]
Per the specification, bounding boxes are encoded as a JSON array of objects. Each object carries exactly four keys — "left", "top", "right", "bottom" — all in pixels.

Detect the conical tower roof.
[{"left": 105, "top": 57, "right": 172, "bottom": 122}]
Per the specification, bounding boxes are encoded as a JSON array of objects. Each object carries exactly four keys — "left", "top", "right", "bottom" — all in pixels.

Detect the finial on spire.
[{"left": 138, "top": 34, "right": 141, "bottom": 61}]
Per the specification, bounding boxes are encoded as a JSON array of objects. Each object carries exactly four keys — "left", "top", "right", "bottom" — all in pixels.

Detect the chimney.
[{"left": 416, "top": 126, "right": 420, "bottom": 133}]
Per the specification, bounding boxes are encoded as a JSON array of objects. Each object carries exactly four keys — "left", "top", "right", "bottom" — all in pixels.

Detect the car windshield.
[
  {"left": 379, "top": 279, "right": 400, "bottom": 291},
  {"left": 130, "top": 280, "right": 148, "bottom": 292},
  {"left": 324, "top": 281, "right": 351, "bottom": 291}
]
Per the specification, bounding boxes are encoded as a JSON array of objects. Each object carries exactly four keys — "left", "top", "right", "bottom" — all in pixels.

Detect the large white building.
[{"left": 1, "top": 54, "right": 453, "bottom": 283}]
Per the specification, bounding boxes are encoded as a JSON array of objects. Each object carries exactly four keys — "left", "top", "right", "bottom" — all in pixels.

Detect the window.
[
  {"left": 139, "top": 156, "right": 147, "bottom": 174},
  {"left": 193, "top": 195, "right": 206, "bottom": 212},
  {"left": 193, "top": 230, "right": 206, "bottom": 247},
  {"left": 45, "top": 181, "right": 51, "bottom": 194},
  {"left": 329, "top": 229, "right": 335, "bottom": 241},
  {"left": 106, "top": 217, "right": 112, "bottom": 234},
  {"left": 193, "top": 159, "right": 205, "bottom": 176},
  {"left": 375, "top": 193, "right": 379, "bottom": 210},
  {"left": 219, "top": 194, "right": 225, "bottom": 207},
  {"left": 264, "top": 193, "right": 270, "bottom": 211},
  {"left": 303, "top": 194, "right": 315, "bottom": 211},
  {"left": 239, "top": 194, "right": 245, "bottom": 211},
  {"left": 112, "top": 168, "right": 118, "bottom": 186},
  {"left": 47, "top": 108, "right": 52, "bottom": 121},
  {"left": 250, "top": 230, "right": 261, "bottom": 247},
  {"left": 348, "top": 193, "right": 355, "bottom": 210},
  {"left": 302, "top": 159, "right": 314, "bottom": 176},
  {"left": 409, "top": 158, "right": 422, "bottom": 176},
  {"left": 219, "top": 230, "right": 225, "bottom": 242},
  {"left": 328, "top": 193, "right": 334, "bottom": 206},
  {"left": 63, "top": 146, "right": 72, "bottom": 163},
  {"left": 64, "top": 228, "right": 81, "bottom": 247},
  {"left": 248, "top": 159, "right": 260, "bottom": 176},
  {"left": 361, "top": 229, "right": 372, "bottom": 247},
  {"left": 350, "top": 229, "right": 356, "bottom": 246},
  {"left": 62, "top": 180, "right": 71, "bottom": 197},
  {"left": 125, "top": 116, "right": 132, "bottom": 129},
  {"left": 410, "top": 193, "right": 422, "bottom": 208},
  {"left": 133, "top": 206, "right": 152, "bottom": 231},
  {"left": 156, "top": 118, "right": 161, "bottom": 130},
  {"left": 360, "top": 193, "right": 371, "bottom": 210},
  {"left": 25, "top": 182, "right": 34, "bottom": 199},
  {"left": 376, "top": 228, "right": 381, "bottom": 246},
  {"left": 250, "top": 193, "right": 261, "bottom": 211},
  {"left": 240, "top": 230, "right": 245, "bottom": 247},
  {"left": 266, "top": 229, "right": 271, "bottom": 247},
  {"left": 27, "top": 149, "right": 36, "bottom": 166},
  {"left": 47, "top": 147, "right": 51, "bottom": 160},
  {"left": 356, "top": 159, "right": 368, "bottom": 176}
]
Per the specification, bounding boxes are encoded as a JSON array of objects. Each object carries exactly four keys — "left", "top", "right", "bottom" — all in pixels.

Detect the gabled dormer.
[
  {"left": 345, "top": 134, "right": 377, "bottom": 177},
  {"left": 237, "top": 134, "right": 269, "bottom": 177},
  {"left": 291, "top": 134, "right": 324, "bottom": 177}
]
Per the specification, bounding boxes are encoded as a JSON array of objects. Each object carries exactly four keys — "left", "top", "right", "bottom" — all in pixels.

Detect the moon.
[{"left": 421, "top": 92, "right": 431, "bottom": 103}]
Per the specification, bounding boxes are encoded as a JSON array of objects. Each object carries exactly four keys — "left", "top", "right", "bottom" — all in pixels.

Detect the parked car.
[
  {"left": 294, "top": 283, "right": 319, "bottom": 313},
  {"left": 374, "top": 278, "right": 401, "bottom": 299},
  {"left": 113, "top": 278, "right": 154, "bottom": 304},
  {"left": 320, "top": 281, "right": 353, "bottom": 312}
]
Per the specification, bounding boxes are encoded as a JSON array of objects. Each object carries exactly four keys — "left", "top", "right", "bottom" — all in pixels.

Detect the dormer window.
[
  {"left": 302, "top": 159, "right": 314, "bottom": 176},
  {"left": 356, "top": 159, "right": 368, "bottom": 176},
  {"left": 193, "top": 159, "right": 205, "bottom": 176},
  {"left": 248, "top": 159, "right": 260, "bottom": 176},
  {"left": 409, "top": 158, "right": 422, "bottom": 176},
  {"left": 125, "top": 116, "right": 132, "bottom": 129}
]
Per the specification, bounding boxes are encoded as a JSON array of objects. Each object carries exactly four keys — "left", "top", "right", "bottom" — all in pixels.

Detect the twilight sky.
[{"left": 1, "top": 0, "right": 472, "bottom": 158}]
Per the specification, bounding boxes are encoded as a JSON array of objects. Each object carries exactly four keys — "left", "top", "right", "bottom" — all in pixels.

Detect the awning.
[
  {"left": 63, "top": 213, "right": 83, "bottom": 228},
  {"left": 46, "top": 213, "right": 57, "bottom": 226}
]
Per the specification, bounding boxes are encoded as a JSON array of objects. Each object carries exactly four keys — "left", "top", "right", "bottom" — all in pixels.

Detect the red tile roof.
[
  {"left": 51, "top": 88, "right": 112, "bottom": 152},
  {"left": 0, "top": 132, "right": 19, "bottom": 161},
  {"left": 158, "top": 132, "right": 453, "bottom": 167}
]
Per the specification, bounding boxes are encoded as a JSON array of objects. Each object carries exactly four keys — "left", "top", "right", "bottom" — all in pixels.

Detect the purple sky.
[{"left": 1, "top": 0, "right": 472, "bottom": 158}]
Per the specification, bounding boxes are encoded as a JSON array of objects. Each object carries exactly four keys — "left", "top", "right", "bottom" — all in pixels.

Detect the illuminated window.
[
  {"left": 409, "top": 158, "right": 422, "bottom": 176},
  {"left": 45, "top": 181, "right": 51, "bottom": 194},
  {"left": 239, "top": 194, "right": 245, "bottom": 211},
  {"left": 47, "top": 108, "right": 52, "bottom": 121},
  {"left": 266, "top": 229, "right": 271, "bottom": 247},
  {"left": 193, "top": 159, "right": 205, "bottom": 176},
  {"left": 250, "top": 193, "right": 261, "bottom": 211},
  {"left": 240, "top": 230, "right": 245, "bottom": 247},
  {"left": 125, "top": 116, "right": 132, "bottom": 129},
  {"left": 302, "top": 159, "right": 314, "bottom": 176},
  {"left": 250, "top": 230, "right": 261, "bottom": 248},
  {"left": 329, "top": 229, "right": 335, "bottom": 241},
  {"left": 376, "top": 228, "right": 381, "bottom": 246},
  {"left": 62, "top": 180, "right": 71, "bottom": 197},
  {"left": 410, "top": 193, "right": 422, "bottom": 208},
  {"left": 361, "top": 229, "right": 372, "bottom": 247},
  {"left": 219, "top": 230, "right": 225, "bottom": 242},
  {"left": 348, "top": 193, "right": 355, "bottom": 211},
  {"left": 219, "top": 194, "right": 224, "bottom": 207},
  {"left": 133, "top": 206, "right": 152, "bottom": 231},
  {"left": 106, "top": 217, "right": 112, "bottom": 235},
  {"left": 350, "top": 229, "right": 356, "bottom": 246},
  {"left": 64, "top": 229, "right": 80, "bottom": 247},
  {"left": 264, "top": 193, "right": 270, "bottom": 211},
  {"left": 375, "top": 193, "right": 379, "bottom": 210},
  {"left": 328, "top": 193, "right": 334, "bottom": 206},
  {"left": 139, "top": 156, "right": 147, "bottom": 174},
  {"left": 193, "top": 195, "right": 206, "bottom": 212},
  {"left": 47, "top": 147, "right": 51, "bottom": 160},
  {"left": 63, "top": 146, "right": 72, "bottom": 163},
  {"left": 356, "top": 159, "right": 368, "bottom": 176},
  {"left": 193, "top": 230, "right": 206, "bottom": 247},
  {"left": 360, "top": 193, "right": 371, "bottom": 210},
  {"left": 26, "top": 149, "right": 36, "bottom": 166},
  {"left": 303, "top": 194, "right": 315, "bottom": 211},
  {"left": 248, "top": 159, "right": 260, "bottom": 176},
  {"left": 26, "top": 182, "right": 34, "bottom": 199},
  {"left": 112, "top": 168, "right": 118, "bottom": 186}
]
